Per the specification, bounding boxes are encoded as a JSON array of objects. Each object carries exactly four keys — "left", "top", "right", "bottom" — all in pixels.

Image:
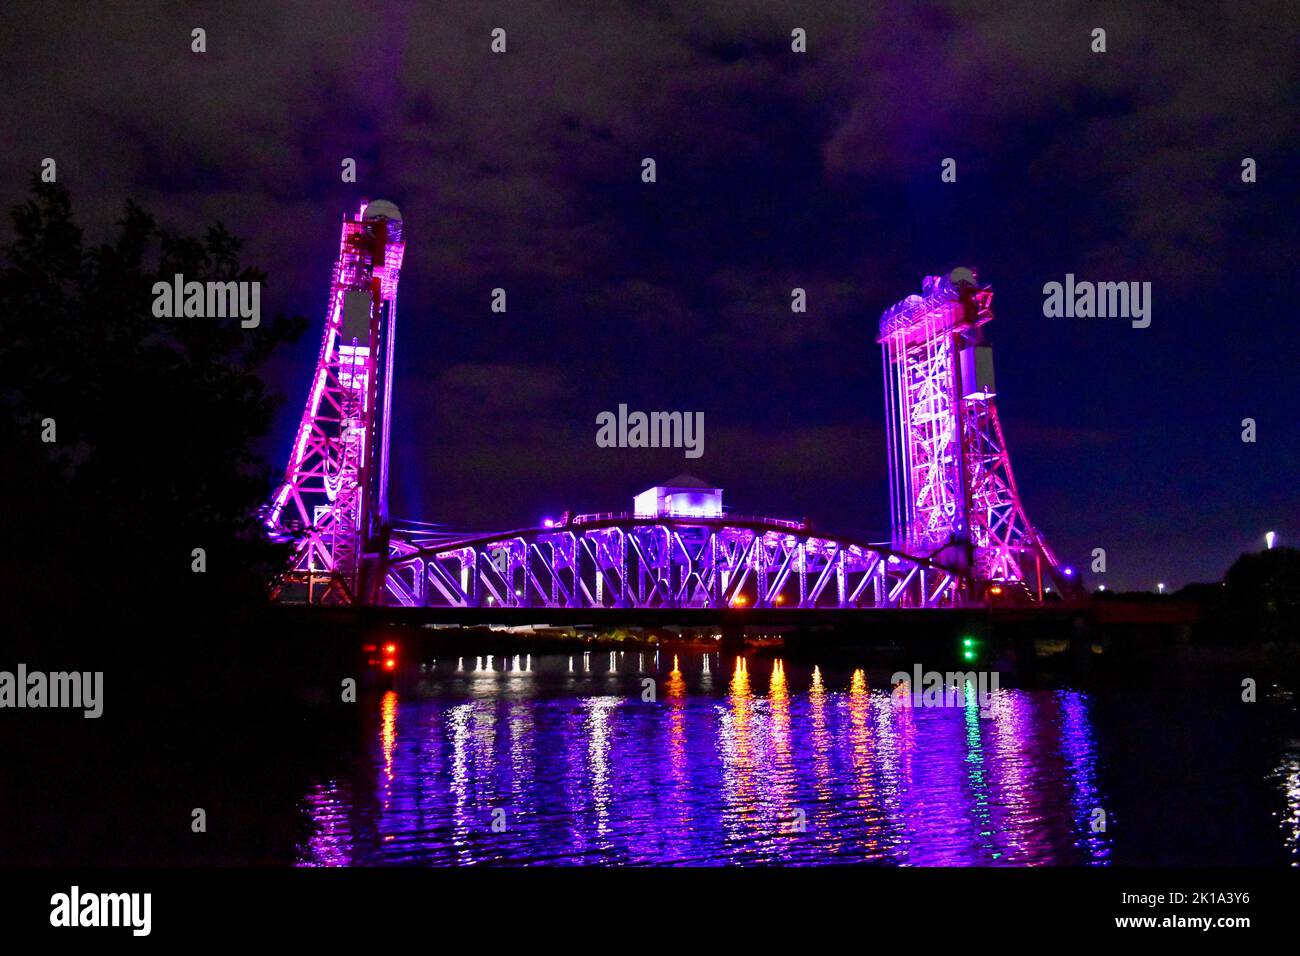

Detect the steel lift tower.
[
  {"left": 266, "top": 200, "right": 405, "bottom": 604},
  {"left": 263, "top": 203, "right": 1074, "bottom": 609},
  {"left": 878, "top": 269, "right": 1074, "bottom": 600}
]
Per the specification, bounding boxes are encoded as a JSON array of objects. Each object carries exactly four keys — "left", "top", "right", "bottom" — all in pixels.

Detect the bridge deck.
[{"left": 270, "top": 600, "right": 1194, "bottom": 630}]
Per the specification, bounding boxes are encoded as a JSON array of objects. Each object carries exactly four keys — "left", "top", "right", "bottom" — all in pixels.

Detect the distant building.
[{"left": 633, "top": 474, "right": 723, "bottom": 518}]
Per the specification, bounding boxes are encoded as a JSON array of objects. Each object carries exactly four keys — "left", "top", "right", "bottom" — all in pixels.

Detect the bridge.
[{"left": 264, "top": 203, "right": 1079, "bottom": 611}]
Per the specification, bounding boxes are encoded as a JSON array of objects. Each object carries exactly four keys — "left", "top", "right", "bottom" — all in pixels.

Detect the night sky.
[{"left": 3, "top": 1, "right": 1296, "bottom": 591}]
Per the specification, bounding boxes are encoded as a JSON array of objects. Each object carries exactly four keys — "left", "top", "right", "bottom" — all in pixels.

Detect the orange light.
[
  {"left": 383, "top": 643, "right": 397, "bottom": 655},
  {"left": 384, "top": 658, "right": 396, "bottom": 671},
  {"left": 775, "top": 595, "right": 784, "bottom": 605},
  {"left": 990, "top": 585, "right": 1003, "bottom": 595},
  {"left": 733, "top": 596, "right": 747, "bottom": 606}
]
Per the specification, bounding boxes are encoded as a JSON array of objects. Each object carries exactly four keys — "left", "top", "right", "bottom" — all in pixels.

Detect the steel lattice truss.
[
  {"left": 962, "top": 398, "right": 1048, "bottom": 583},
  {"left": 265, "top": 202, "right": 405, "bottom": 604},
  {"left": 879, "top": 270, "right": 1072, "bottom": 596},
  {"left": 885, "top": 313, "right": 961, "bottom": 552},
  {"left": 382, "top": 517, "right": 960, "bottom": 610},
  {"left": 262, "top": 204, "right": 1074, "bottom": 608}
]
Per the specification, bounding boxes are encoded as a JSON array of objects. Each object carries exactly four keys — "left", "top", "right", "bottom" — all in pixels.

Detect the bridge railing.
[
  {"left": 570, "top": 511, "right": 806, "bottom": 530},
  {"left": 382, "top": 517, "right": 964, "bottom": 611}
]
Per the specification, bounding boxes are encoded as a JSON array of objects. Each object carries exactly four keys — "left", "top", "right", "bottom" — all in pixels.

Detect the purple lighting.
[
  {"left": 263, "top": 200, "right": 405, "bottom": 605},
  {"left": 295, "top": 655, "right": 1114, "bottom": 866},
  {"left": 265, "top": 213, "right": 1077, "bottom": 612},
  {"left": 878, "top": 270, "right": 1076, "bottom": 600}
]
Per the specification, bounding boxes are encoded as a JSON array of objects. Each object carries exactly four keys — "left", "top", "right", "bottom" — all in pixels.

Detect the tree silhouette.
[
  {"left": 0, "top": 178, "right": 305, "bottom": 632},
  {"left": 1224, "top": 546, "right": 1300, "bottom": 643}
]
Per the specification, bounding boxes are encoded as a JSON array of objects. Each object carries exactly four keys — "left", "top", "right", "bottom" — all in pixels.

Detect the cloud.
[{"left": 3, "top": 1, "right": 1295, "bottom": 589}]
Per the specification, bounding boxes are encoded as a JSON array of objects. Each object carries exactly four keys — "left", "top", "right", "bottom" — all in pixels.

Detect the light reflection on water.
[
  {"left": 1276, "top": 753, "right": 1300, "bottom": 866},
  {"left": 294, "top": 652, "right": 1292, "bottom": 867}
]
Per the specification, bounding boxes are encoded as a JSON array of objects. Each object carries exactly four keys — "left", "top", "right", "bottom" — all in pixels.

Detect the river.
[{"left": 292, "top": 651, "right": 1299, "bottom": 866}]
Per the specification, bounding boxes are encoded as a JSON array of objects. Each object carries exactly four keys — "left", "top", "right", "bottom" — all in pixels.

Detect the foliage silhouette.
[
  {"left": 1224, "top": 546, "right": 1300, "bottom": 643},
  {"left": 0, "top": 178, "right": 305, "bottom": 633}
]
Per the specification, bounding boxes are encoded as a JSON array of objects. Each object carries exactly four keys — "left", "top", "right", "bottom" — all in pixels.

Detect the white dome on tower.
[{"left": 363, "top": 199, "right": 402, "bottom": 221}]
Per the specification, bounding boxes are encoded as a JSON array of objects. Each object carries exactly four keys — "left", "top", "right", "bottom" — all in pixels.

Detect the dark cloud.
[{"left": 2, "top": 0, "right": 1296, "bottom": 589}]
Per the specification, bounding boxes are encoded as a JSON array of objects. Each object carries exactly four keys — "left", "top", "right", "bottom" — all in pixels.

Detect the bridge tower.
[
  {"left": 878, "top": 269, "right": 1073, "bottom": 600},
  {"left": 266, "top": 200, "right": 405, "bottom": 604}
]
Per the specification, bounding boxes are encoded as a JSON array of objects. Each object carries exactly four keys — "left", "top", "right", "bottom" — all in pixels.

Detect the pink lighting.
[
  {"left": 264, "top": 201, "right": 406, "bottom": 605},
  {"left": 878, "top": 270, "right": 1075, "bottom": 600},
  {"left": 264, "top": 218, "right": 1068, "bottom": 613}
]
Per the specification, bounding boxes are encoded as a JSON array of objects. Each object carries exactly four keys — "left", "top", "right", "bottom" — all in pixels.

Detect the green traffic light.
[
  {"left": 962, "top": 649, "right": 977, "bottom": 661},
  {"left": 962, "top": 637, "right": 974, "bottom": 648}
]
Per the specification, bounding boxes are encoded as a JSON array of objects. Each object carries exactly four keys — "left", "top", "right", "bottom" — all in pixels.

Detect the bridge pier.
[
  {"left": 1012, "top": 633, "right": 1037, "bottom": 673},
  {"left": 1068, "top": 615, "right": 1095, "bottom": 675},
  {"left": 720, "top": 623, "right": 746, "bottom": 651}
]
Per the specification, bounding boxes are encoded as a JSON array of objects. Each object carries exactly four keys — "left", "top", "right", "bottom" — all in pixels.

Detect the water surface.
[{"left": 296, "top": 651, "right": 1298, "bottom": 866}]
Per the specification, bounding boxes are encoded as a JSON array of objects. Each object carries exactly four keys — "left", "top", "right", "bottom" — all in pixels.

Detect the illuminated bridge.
[{"left": 264, "top": 204, "right": 1078, "bottom": 611}]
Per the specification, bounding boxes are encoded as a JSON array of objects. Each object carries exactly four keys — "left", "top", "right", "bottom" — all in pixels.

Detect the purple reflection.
[
  {"left": 1057, "top": 690, "right": 1113, "bottom": 865},
  {"left": 296, "top": 654, "right": 1113, "bottom": 866}
]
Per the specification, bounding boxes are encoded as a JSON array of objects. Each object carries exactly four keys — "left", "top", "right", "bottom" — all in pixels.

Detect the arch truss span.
[{"left": 381, "top": 517, "right": 965, "bottom": 611}]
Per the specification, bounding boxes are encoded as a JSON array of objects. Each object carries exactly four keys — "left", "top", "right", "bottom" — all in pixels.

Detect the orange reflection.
[
  {"left": 806, "top": 666, "right": 839, "bottom": 852},
  {"left": 665, "top": 654, "right": 688, "bottom": 848},
  {"left": 770, "top": 659, "right": 788, "bottom": 702},
  {"left": 667, "top": 656, "right": 687, "bottom": 769},
  {"left": 809, "top": 667, "right": 832, "bottom": 790},
  {"left": 379, "top": 690, "right": 398, "bottom": 795},
  {"left": 720, "top": 656, "right": 756, "bottom": 837},
  {"left": 769, "top": 660, "right": 797, "bottom": 833},
  {"left": 848, "top": 669, "right": 876, "bottom": 813}
]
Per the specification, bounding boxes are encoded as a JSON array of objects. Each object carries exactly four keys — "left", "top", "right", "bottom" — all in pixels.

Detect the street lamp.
[
  {"left": 1265, "top": 531, "right": 1276, "bottom": 550},
  {"left": 1157, "top": 582, "right": 1165, "bottom": 594}
]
